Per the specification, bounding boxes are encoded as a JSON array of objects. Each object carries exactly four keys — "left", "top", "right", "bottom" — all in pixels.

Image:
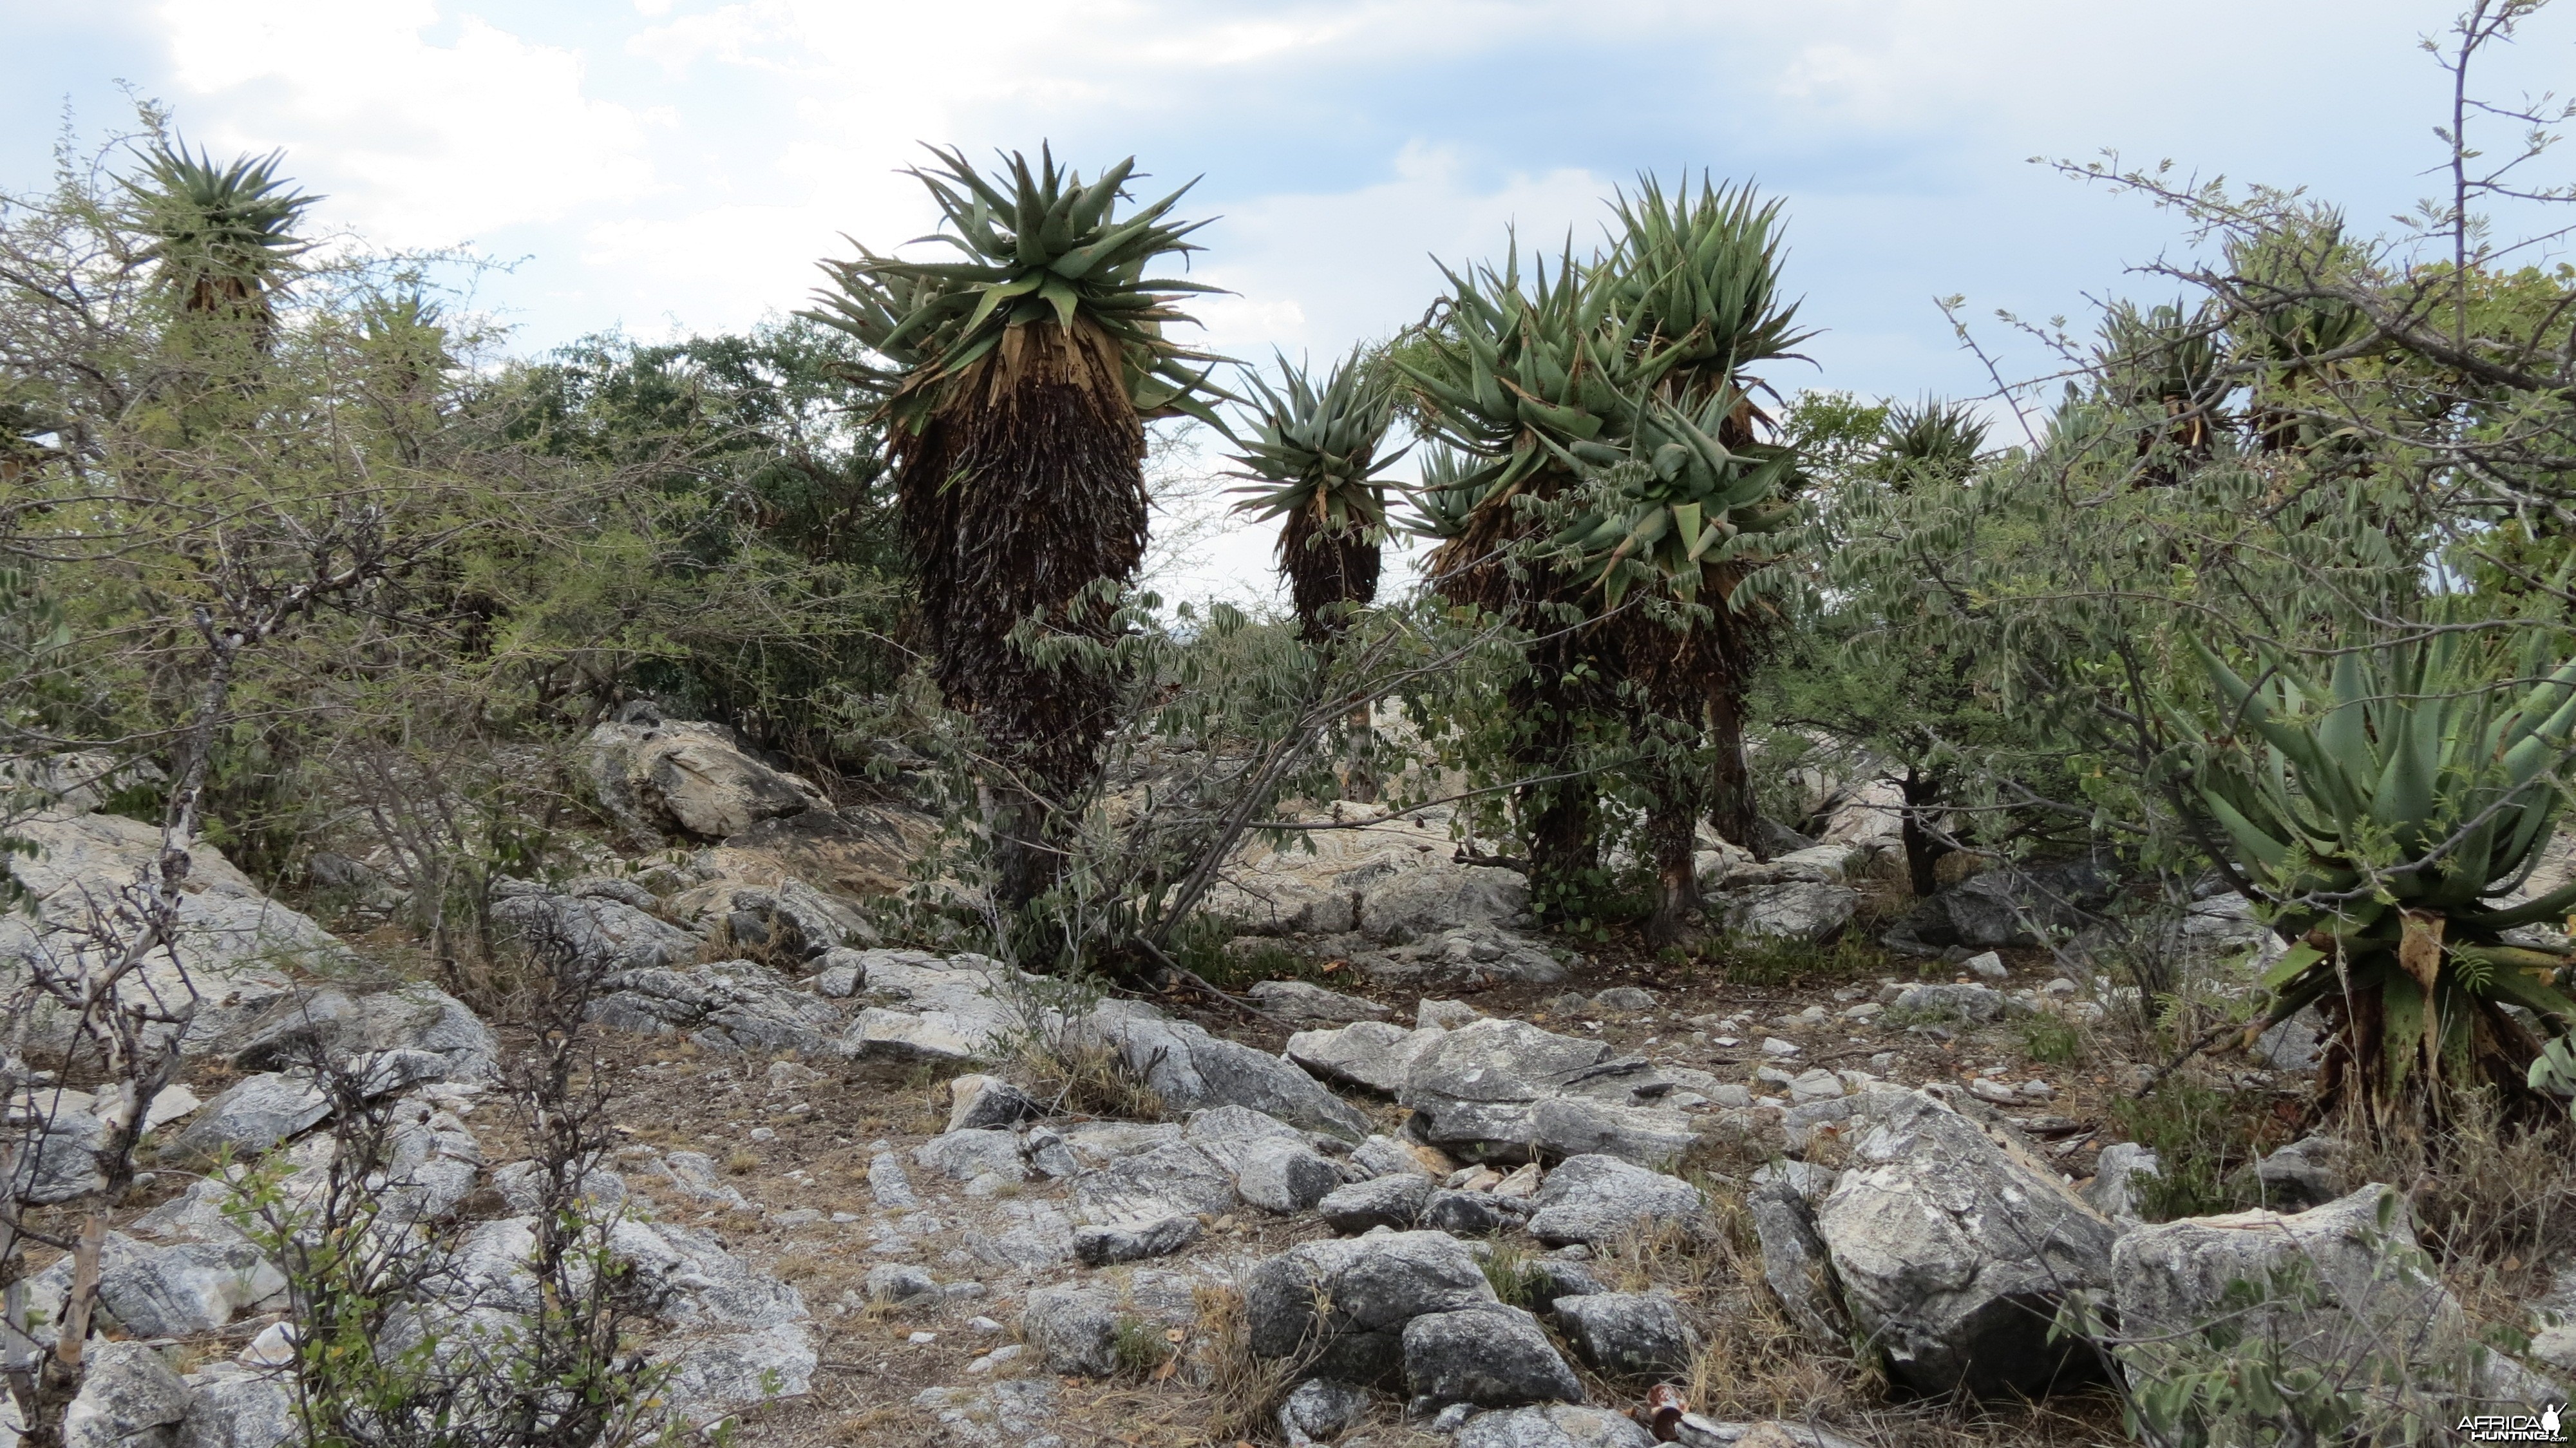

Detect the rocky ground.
[{"left": 3, "top": 719, "right": 2568, "bottom": 1448}]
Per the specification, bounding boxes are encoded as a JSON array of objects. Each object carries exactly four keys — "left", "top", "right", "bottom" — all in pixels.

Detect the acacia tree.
[{"left": 804, "top": 146, "right": 1231, "bottom": 911}]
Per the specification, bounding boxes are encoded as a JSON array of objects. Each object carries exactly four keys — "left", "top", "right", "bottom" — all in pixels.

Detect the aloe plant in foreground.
[{"left": 2175, "top": 634, "right": 2576, "bottom": 1116}]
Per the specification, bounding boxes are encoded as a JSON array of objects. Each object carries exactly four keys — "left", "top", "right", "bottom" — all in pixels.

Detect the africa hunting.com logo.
[{"left": 2459, "top": 1405, "right": 2566, "bottom": 1443}]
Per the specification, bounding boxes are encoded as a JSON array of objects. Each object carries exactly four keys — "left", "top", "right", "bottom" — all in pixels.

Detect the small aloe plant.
[{"left": 2173, "top": 633, "right": 2576, "bottom": 1116}]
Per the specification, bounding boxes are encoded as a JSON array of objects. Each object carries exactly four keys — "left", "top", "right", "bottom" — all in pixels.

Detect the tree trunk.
[
  {"left": 1900, "top": 768, "right": 1951, "bottom": 898},
  {"left": 1643, "top": 781, "right": 1703, "bottom": 949},
  {"left": 1704, "top": 680, "right": 1759, "bottom": 859},
  {"left": 1341, "top": 702, "right": 1378, "bottom": 804},
  {"left": 1514, "top": 672, "right": 1598, "bottom": 919}
]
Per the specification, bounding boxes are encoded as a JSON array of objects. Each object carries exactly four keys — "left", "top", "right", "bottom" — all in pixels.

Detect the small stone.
[
  {"left": 866, "top": 1264, "right": 938, "bottom": 1304},
  {"left": 1321, "top": 1174, "right": 1433, "bottom": 1234},
  {"left": 748, "top": 1126, "right": 776, "bottom": 1143},
  {"left": 1962, "top": 951, "right": 2009, "bottom": 980},
  {"left": 1761, "top": 1038, "right": 1801, "bottom": 1058},
  {"left": 240, "top": 1320, "right": 298, "bottom": 1367},
  {"left": 1417, "top": 998, "right": 1484, "bottom": 1030},
  {"left": 945, "top": 1074, "right": 1043, "bottom": 1133},
  {"left": 969, "top": 1315, "right": 1003, "bottom": 1333}
]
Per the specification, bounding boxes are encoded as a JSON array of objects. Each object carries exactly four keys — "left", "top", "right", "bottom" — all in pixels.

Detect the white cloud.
[{"left": 154, "top": 0, "right": 661, "bottom": 245}]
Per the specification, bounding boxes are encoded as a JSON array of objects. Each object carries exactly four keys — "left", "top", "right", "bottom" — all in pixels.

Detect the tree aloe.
[
  {"left": 2175, "top": 634, "right": 2576, "bottom": 1118},
  {"left": 804, "top": 145, "right": 1230, "bottom": 909}
]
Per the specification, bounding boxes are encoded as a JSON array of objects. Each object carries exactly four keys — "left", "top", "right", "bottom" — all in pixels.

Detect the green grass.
[
  {"left": 2108, "top": 1079, "right": 2292, "bottom": 1221},
  {"left": 1112, "top": 1315, "right": 1172, "bottom": 1375},
  {"left": 1706, "top": 933, "right": 1886, "bottom": 987},
  {"left": 1167, "top": 917, "right": 1325, "bottom": 993},
  {"left": 2019, "top": 1013, "right": 2087, "bottom": 1065},
  {"left": 1479, "top": 1240, "right": 1549, "bottom": 1309}
]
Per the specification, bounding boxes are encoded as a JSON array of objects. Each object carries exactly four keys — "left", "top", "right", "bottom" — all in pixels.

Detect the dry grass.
[
  {"left": 1191, "top": 1283, "right": 1306, "bottom": 1444},
  {"left": 1014, "top": 1036, "right": 1167, "bottom": 1121},
  {"left": 2334, "top": 1091, "right": 2576, "bottom": 1313}
]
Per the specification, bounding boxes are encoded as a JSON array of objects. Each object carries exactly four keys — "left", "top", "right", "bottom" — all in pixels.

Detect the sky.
[{"left": 6, "top": 0, "right": 2570, "bottom": 602}]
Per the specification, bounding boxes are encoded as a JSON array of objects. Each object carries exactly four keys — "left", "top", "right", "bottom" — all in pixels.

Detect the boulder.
[
  {"left": 1882, "top": 858, "right": 2114, "bottom": 955},
  {"left": 1455, "top": 1405, "right": 1656, "bottom": 1448},
  {"left": 1081, "top": 1005, "right": 1370, "bottom": 1140},
  {"left": 1247, "top": 978, "right": 1390, "bottom": 1024},
  {"left": 1424, "top": 1188, "right": 1535, "bottom": 1236},
  {"left": 1074, "top": 1213, "right": 1202, "bottom": 1267},
  {"left": 93, "top": 1233, "right": 286, "bottom": 1337},
  {"left": 864, "top": 1264, "right": 940, "bottom": 1305},
  {"left": 9, "top": 1106, "right": 108, "bottom": 1203},
  {"left": 914, "top": 1129, "right": 1025, "bottom": 1185},
  {"left": 1892, "top": 982, "right": 2007, "bottom": 1024},
  {"left": 2110, "top": 1185, "right": 2473, "bottom": 1399},
  {"left": 223, "top": 982, "right": 498, "bottom": 1084},
  {"left": 489, "top": 886, "right": 698, "bottom": 974},
  {"left": 62, "top": 1340, "right": 191, "bottom": 1448},
  {"left": 1, "top": 812, "right": 334, "bottom": 1051},
  {"left": 1021, "top": 1285, "right": 1120, "bottom": 1377},
  {"left": 173, "top": 1072, "right": 329, "bottom": 1157},
  {"left": 178, "top": 1363, "right": 296, "bottom": 1448},
  {"left": 1245, "top": 1230, "right": 1496, "bottom": 1384},
  {"left": 2082, "top": 1143, "right": 2161, "bottom": 1220},
  {"left": 1236, "top": 1140, "right": 1343, "bottom": 1214},
  {"left": 1553, "top": 1291, "right": 1696, "bottom": 1379},
  {"left": 1718, "top": 881, "right": 1859, "bottom": 942},
  {"left": 586, "top": 960, "right": 845, "bottom": 1057},
  {"left": 1201, "top": 806, "right": 1455, "bottom": 935},
  {"left": 1526, "top": 1156, "right": 1708, "bottom": 1247},
  {"left": 1399, "top": 1020, "right": 1701, "bottom": 1167},
  {"left": 2251, "top": 1135, "right": 2343, "bottom": 1211},
  {"left": 1181, "top": 1105, "right": 1310, "bottom": 1176},
  {"left": 914, "top": 1379, "right": 1061, "bottom": 1448},
  {"left": 1815, "top": 1088, "right": 2116, "bottom": 1397},
  {"left": 1403, "top": 1302, "right": 1584, "bottom": 1409},
  {"left": 1356, "top": 925, "right": 1569, "bottom": 986},
  {"left": 1359, "top": 865, "right": 1530, "bottom": 943},
  {"left": 583, "top": 711, "right": 833, "bottom": 843},
  {"left": 839, "top": 949, "right": 1023, "bottom": 1063},
  {"left": 1748, "top": 1177, "right": 1846, "bottom": 1340},
  {"left": 1285, "top": 1020, "right": 1442, "bottom": 1095},
  {"left": 718, "top": 805, "right": 931, "bottom": 901},
  {"left": 1320, "top": 1173, "right": 1433, "bottom": 1234},
  {"left": 1278, "top": 1377, "right": 1372, "bottom": 1448}
]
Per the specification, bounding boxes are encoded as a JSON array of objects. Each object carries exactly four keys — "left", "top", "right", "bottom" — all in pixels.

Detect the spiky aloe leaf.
[{"left": 802, "top": 144, "right": 1233, "bottom": 430}]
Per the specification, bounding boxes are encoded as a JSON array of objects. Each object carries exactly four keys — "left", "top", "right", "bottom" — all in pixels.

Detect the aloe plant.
[
  {"left": 801, "top": 146, "right": 1232, "bottom": 909},
  {"left": 1227, "top": 348, "right": 1403, "bottom": 640},
  {"left": 2175, "top": 634, "right": 2576, "bottom": 1114}
]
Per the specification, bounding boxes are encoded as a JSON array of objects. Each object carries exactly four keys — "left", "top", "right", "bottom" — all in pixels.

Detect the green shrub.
[
  {"left": 2109, "top": 1079, "right": 2290, "bottom": 1221},
  {"left": 2019, "top": 1013, "right": 2087, "bottom": 1065},
  {"left": 1112, "top": 1315, "right": 1173, "bottom": 1375},
  {"left": 1709, "top": 933, "right": 1884, "bottom": 987}
]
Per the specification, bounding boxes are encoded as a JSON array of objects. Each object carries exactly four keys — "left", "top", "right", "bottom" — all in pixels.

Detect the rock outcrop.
[{"left": 1815, "top": 1088, "right": 2116, "bottom": 1397}]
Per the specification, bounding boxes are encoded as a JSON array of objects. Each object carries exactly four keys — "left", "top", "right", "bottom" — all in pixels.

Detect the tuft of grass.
[
  {"left": 2019, "top": 1013, "right": 2088, "bottom": 1065},
  {"left": 723, "top": 1146, "right": 760, "bottom": 1175},
  {"left": 2108, "top": 1078, "right": 2291, "bottom": 1221},
  {"left": 1479, "top": 1241, "right": 1548, "bottom": 1309},
  {"left": 1016, "top": 1037, "right": 1166, "bottom": 1121},
  {"left": 1193, "top": 1284, "right": 1308, "bottom": 1442},
  {"left": 2337, "top": 1091, "right": 2576, "bottom": 1302},
  {"left": 1707, "top": 933, "right": 1886, "bottom": 987},
  {"left": 1112, "top": 1315, "right": 1172, "bottom": 1376}
]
